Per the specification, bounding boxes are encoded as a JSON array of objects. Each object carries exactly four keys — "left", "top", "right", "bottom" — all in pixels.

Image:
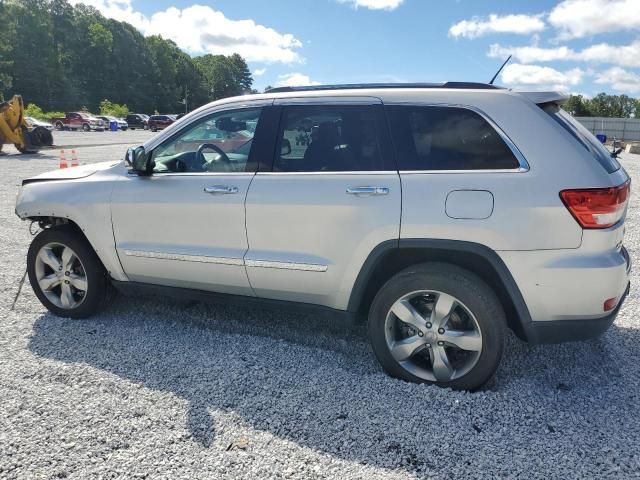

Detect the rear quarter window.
[
  {"left": 542, "top": 104, "right": 620, "bottom": 174},
  {"left": 386, "top": 105, "right": 521, "bottom": 171}
]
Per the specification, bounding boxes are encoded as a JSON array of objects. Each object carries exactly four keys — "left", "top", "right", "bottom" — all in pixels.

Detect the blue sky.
[{"left": 70, "top": 0, "right": 640, "bottom": 96}]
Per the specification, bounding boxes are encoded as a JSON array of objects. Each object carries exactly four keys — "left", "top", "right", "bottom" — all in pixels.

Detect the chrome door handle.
[
  {"left": 204, "top": 185, "right": 239, "bottom": 195},
  {"left": 346, "top": 186, "right": 389, "bottom": 196}
]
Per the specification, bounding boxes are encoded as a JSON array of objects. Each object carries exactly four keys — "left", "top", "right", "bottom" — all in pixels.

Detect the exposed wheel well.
[
  {"left": 27, "top": 216, "right": 100, "bottom": 259},
  {"left": 349, "top": 241, "right": 530, "bottom": 340}
]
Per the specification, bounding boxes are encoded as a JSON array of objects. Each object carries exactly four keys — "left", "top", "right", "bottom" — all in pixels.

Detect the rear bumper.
[{"left": 523, "top": 281, "right": 629, "bottom": 344}]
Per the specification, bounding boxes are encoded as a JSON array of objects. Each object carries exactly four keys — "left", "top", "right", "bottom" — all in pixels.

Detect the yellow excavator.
[{"left": 0, "top": 94, "right": 53, "bottom": 154}]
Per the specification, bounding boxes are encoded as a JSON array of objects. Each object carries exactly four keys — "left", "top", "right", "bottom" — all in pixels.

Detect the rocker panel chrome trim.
[
  {"left": 245, "top": 259, "right": 328, "bottom": 272},
  {"left": 122, "top": 249, "right": 244, "bottom": 266}
]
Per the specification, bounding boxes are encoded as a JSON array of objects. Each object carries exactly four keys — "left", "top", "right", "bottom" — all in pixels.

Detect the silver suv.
[{"left": 15, "top": 83, "right": 631, "bottom": 390}]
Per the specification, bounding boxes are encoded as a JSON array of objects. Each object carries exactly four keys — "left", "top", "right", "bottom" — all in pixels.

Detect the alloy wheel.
[
  {"left": 34, "top": 242, "right": 88, "bottom": 309},
  {"left": 384, "top": 290, "right": 483, "bottom": 382}
]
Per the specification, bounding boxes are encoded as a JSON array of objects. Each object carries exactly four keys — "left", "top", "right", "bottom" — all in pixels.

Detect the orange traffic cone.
[
  {"left": 71, "top": 149, "right": 79, "bottom": 167},
  {"left": 59, "top": 149, "right": 68, "bottom": 169}
]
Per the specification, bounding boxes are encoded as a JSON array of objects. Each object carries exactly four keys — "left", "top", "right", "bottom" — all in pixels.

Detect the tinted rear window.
[
  {"left": 542, "top": 104, "right": 620, "bottom": 174},
  {"left": 386, "top": 105, "right": 520, "bottom": 170}
]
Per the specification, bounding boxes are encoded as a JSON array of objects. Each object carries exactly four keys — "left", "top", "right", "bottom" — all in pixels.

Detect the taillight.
[{"left": 560, "top": 180, "right": 630, "bottom": 229}]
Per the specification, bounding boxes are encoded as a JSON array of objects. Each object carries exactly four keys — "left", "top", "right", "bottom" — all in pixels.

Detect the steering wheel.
[{"left": 196, "top": 143, "right": 231, "bottom": 170}]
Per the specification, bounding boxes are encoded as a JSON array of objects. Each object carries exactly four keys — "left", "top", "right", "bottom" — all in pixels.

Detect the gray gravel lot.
[{"left": 1, "top": 133, "right": 640, "bottom": 479}]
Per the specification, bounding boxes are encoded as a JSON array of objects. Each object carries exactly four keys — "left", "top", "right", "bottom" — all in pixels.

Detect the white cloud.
[
  {"left": 488, "top": 44, "right": 573, "bottom": 63},
  {"left": 337, "top": 0, "right": 404, "bottom": 10},
  {"left": 68, "top": 0, "right": 303, "bottom": 63},
  {"left": 449, "top": 14, "right": 545, "bottom": 39},
  {"left": 253, "top": 68, "right": 267, "bottom": 76},
  {"left": 578, "top": 41, "right": 640, "bottom": 68},
  {"left": 500, "top": 63, "right": 584, "bottom": 91},
  {"left": 549, "top": 0, "right": 640, "bottom": 39},
  {"left": 276, "top": 73, "right": 321, "bottom": 87},
  {"left": 489, "top": 40, "right": 640, "bottom": 67},
  {"left": 595, "top": 67, "right": 640, "bottom": 93}
]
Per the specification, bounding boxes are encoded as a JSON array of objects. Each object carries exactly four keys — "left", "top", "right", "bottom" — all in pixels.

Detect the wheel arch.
[
  {"left": 26, "top": 217, "right": 105, "bottom": 266},
  {"left": 348, "top": 239, "right": 534, "bottom": 341}
]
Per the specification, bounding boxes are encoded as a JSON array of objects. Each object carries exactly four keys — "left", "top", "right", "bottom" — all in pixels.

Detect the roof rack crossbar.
[{"left": 265, "top": 82, "right": 499, "bottom": 93}]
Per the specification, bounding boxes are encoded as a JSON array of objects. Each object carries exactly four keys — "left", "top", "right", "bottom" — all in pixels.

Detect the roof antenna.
[{"left": 489, "top": 55, "right": 512, "bottom": 85}]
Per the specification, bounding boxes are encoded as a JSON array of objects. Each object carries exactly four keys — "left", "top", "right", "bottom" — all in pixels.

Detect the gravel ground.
[{"left": 1, "top": 135, "right": 640, "bottom": 479}]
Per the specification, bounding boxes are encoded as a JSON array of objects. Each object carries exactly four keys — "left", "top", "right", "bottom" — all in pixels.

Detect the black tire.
[
  {"left": 55, "top": 121, "right": 64, "bottom": 131},
  {"left": 27, "top": 226, "right": 115, "bottom": 319},
  {"left": 151, "top": 126, "right": 157, "bottom": 132},
  {"left": 82, "top": 123, "right": 90, "bottom": 132},
  {"left": 368, "top": 262, "right": 506, "bottom": 391},
  {"left": 15, "top": 143, "right": 38, "bottom": 154}
]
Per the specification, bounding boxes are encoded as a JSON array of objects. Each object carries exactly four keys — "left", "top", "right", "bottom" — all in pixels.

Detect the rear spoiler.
[{"left": 514, "top": 91, "right": 569, "bottom": 105}]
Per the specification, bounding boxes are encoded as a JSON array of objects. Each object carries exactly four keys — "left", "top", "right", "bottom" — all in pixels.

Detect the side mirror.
[
  {"left": 126, "top": 146, "right": 151, "bottom": 174},
  {"left": 281, "top": 138, "right": 292, "bottom": 156}
]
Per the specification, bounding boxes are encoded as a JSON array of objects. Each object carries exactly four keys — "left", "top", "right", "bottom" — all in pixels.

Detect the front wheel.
[
  {"left": 368, "top": 263, "right": 506, "bottom": 391},
  {"left": 27, "top": 226, "right": 114, "bottom": 318},
  {"left": 82, "top": 123, "right": 90, "bottom": 132}
]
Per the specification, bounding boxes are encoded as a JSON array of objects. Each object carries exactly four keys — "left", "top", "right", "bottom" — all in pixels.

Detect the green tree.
[
  {"left": 587, "top": 93, "right": 637, "bottom": 118},
  {"left": 99, "top": 99, "right": 128, "bottom": 117},
  {"left": 194, "top": 54, "right": 253, "bottom": 101},
  {"left": 0, "top": 0, "right": 15, "bottom": 97},
  {"left": 563, "top": 95, "right": 591, "bottom": 116},
  {"left": 24, "top": 103, "right": 46, "bottom": 119},
  {"left": 1, "top": 0, "right": 253, "bottom": 112}
]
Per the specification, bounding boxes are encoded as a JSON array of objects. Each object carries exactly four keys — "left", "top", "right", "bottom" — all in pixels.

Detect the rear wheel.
[
  {"left": 27, "top": 226, "right": 114, "bottom": 318},
  {"left": 82, "top": 123, "right": 90, "bottom": 132},
  {"left": 55, "top": 121, "right": 64, "bottom": 131},
  {"left": 368, "top": 263, "right": 505, "bottom": 391}
]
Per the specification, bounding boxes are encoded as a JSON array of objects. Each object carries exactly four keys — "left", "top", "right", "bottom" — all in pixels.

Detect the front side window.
[
  {"left": 151, "top": 108, "right": 262, "bottom": 173},
  {"left": 387, "top": 105, "right": 520, "bottom": 170},
  {"left": 274, "top": 105, "right": 385, "bottom": 172}
]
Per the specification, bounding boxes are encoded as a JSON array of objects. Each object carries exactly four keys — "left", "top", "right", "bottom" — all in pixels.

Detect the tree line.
[
  {"left": 563, "top": 93, "right": 640, "bottom": 118},
  {"left": 0, "top": 0, "right": 254, "bottom": 115}
]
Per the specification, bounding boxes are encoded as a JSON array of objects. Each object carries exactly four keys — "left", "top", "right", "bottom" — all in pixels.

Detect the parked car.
[
  {"left": 97, "top": 116, "right": 128, "bottom": 131},
  {"left": 50, "top": 112, "right": 104, "bottom": 131},
  {"left": 25, "top": 117, "right": 54, "bottom": 130},
  {"left": 15, "top": 82, "right": 631, "bottom": 391},
  {"left": 126, "top": 113, "right": 149, "bottom": 130},
  {"left": 148, "top": 115, "right": 176, "bottom": 132}
]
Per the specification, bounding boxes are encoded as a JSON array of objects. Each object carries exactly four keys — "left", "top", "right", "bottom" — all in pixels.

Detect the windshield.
[{"left": 543, "top": 104, "right": 620, "bottom": 174}]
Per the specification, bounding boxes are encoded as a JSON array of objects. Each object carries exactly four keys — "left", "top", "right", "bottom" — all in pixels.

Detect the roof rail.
[{"left": 265, "top": 82, "right": 500, "bottom": 93}]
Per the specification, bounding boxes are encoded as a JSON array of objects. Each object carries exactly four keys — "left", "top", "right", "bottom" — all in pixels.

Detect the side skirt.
[{"left": 111, "top": 280, "right": 357, "bottom": 325}]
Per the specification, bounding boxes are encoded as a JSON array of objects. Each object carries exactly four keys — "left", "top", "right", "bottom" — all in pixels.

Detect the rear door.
[{"left": 244, "top": 98, "right": 401, "bottom": 310}]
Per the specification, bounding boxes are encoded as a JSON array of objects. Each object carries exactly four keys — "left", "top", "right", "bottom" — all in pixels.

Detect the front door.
[
  {"left": 244, "top": 99, "right": 401, "bottom": 310},
  {"left": 111, "top": 106, "right": 264, "bottom": 295}
]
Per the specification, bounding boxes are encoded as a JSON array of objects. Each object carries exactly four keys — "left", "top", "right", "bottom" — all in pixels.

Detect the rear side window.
[
  {"left": 274, "top": 105, "right": 387, "bottom": 172},
  {"left": 542, "top": 104, "right": 620, "bottom": 174},
  {"left": 386, "top": 105, "right": 520, "bottom": 171}
]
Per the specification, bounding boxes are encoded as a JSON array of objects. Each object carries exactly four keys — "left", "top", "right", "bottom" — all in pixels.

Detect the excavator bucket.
[{"left": 0, "top": 95, "right": 53, "bottom": 153}]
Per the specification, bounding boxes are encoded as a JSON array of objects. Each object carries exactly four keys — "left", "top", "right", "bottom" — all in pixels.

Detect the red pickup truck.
[{"left": 50, "top": 112, "right": 105, "bottom": 132}]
